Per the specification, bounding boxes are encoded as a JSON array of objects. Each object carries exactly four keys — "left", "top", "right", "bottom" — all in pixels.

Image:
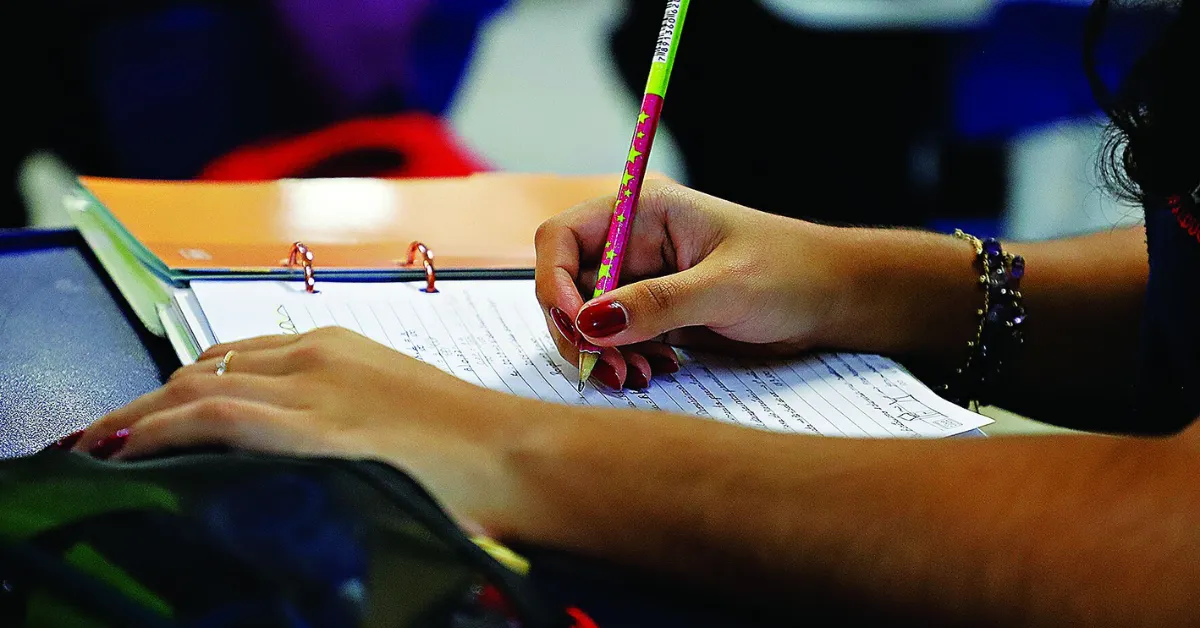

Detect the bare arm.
[
  {"left": 501, "top": 404, "right": 1200, "bottom": 626},
  {"left": 822, "top": 226, "right": 1148, "bottom": 426},
  {"left": 531, "top": 183, "right": 1147, "bottom": 427}
]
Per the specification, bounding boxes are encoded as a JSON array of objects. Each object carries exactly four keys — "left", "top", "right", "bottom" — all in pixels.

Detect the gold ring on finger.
[{"left": 215, "top": 350, "right": 236, "bottom": 376}]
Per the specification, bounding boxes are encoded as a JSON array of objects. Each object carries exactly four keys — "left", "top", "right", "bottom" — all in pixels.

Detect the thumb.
[{"left": 575, "top": 266, "right": 724, "bottom": 346}]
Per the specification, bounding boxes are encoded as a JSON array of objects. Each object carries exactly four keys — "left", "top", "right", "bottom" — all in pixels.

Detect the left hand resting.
[{"left": 72, "top": 327, "right": 541, "bottom": 531}]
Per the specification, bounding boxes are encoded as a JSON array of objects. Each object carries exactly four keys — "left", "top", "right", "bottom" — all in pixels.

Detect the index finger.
[{"left": 534, "top": 196, "right": 616, "bottom": 316}]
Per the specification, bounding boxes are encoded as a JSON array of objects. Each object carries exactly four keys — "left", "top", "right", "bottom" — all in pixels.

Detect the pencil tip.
[{"left": 577, "top": 352, "right": 598, "bottom": 392}]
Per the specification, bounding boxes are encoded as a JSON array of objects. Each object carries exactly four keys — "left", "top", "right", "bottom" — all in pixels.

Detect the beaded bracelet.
[{"left": 943, "top": 230, "right": 1027, "bottom": 409}]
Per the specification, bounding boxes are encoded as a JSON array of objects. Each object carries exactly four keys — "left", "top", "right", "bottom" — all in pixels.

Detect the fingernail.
[
  {"left": 549, "top": 307, "right": 580, "bottom": 345},
  {"left": 576, "top": 301, "right": 628, "bottom": 338},
  {"left": 646, "top": 353, "right": 680, "bottom": 375},
  {"left": 591, "top": 360, "right": 622, "bottom": 390},
  {"left": 626, "top": 365, "right": 651, "bottom": 390},
  {"left": 89, "top": 429, "right": 130, "bottom": 459},
  {"left": 51, "top": 430, "right": 85, "bottom": 450}
]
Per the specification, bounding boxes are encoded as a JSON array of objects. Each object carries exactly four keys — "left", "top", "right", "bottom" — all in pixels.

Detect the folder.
[{"left": 67, "top": 173, "right": 631, "bottom": 336}]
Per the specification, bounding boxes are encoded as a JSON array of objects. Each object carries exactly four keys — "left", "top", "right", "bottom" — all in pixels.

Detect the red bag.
[{"left": 200, "top": 113, "right": 488, "bottom": 181}]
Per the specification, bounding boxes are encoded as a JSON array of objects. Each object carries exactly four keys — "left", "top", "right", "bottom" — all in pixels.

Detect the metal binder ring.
[
  {"left": 215, "top": 350, "right": 236, "bottom": 376},
  {"left": 286, "top": 241, "right": 317, "bottom": 293},
  {"left": 405, "top": 241, "right": 438, "bottom": 293}
]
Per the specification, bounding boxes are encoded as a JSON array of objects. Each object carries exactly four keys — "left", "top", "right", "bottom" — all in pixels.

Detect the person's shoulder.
[{"left": 1146, "top": 189, "right": 1200, "bottom": 276}]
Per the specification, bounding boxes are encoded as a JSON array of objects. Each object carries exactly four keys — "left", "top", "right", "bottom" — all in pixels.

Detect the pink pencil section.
[{"left": 592, "top": 93, "right": 664, "bottom": 298}]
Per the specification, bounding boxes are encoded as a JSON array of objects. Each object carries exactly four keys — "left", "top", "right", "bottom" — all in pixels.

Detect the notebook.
[
  {"left": 166, "top": 279, "right": 993, "bottom": 439},
  {"left": 66, "top": 174, "right": 632, "bottom": 335}
]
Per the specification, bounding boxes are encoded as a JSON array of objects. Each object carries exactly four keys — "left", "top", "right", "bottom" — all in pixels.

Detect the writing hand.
[{"left": 535, "top": 180, "right": 847, "bottom": 388}]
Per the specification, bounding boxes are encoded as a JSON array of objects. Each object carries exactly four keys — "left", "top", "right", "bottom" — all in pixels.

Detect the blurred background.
[{"left": 6, "top": 0, "right": 1173, "bottom": 239}]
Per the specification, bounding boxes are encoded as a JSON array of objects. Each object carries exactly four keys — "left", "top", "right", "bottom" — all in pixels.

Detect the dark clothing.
[
  {"left": 1138, "top": 194, "right": 1200, "bottom": 433},
  {"left": 609, "top": 1, "right": 967, "bottom": 226}
]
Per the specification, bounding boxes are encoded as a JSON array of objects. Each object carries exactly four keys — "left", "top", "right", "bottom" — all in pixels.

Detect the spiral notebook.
[{"left": 162, "top": 274, "right": 992, "bottom": 439}]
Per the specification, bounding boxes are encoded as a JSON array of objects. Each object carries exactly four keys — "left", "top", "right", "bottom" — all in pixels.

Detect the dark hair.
[{"left": 1085, "top": 0, "right": 1198, "bottom": 205}]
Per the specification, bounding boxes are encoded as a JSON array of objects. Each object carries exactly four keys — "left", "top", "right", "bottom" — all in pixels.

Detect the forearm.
[
  {"left": 820, "top": 226, "right": 1148, "bottom": 424},
  {"left": 505, "top": 408, "right": 1200, "bottom": 625}
]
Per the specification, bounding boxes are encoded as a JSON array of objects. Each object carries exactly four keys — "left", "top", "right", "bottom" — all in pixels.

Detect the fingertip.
[
  {"left": 648, "top": 355, "right": 680, "bottom": 375},
  {"left": 106, "top": 416, "right": 164, "bottom": 460},
  {"left": 623, "top": 351, "right": 652, "bottom": 390},
  {"left": 87, "top": 428, "right": 130, "bottom": 460},
  {"left": 638, "top": 343, "right": 681, "bottom": 375},
  {"left": 71, "top": 421, "right": 111, "bottom": 454},
  {"left": 590, "top": 360, "right": 622, "bottom": 390},
  {"left": 548, "top": 307, "right": 581, "bottom": 347},
  {"left": 576, "top": 300, "right": 629, "bottom": 340},
  {"left": 47, "top": 430, "right": 85, "bottom": 451},
  {"left": 548, "top": 324, "right": 582, "bottom": 368},
  {"left": 590, "top": 350, "right": 627, "bottom": 390}
]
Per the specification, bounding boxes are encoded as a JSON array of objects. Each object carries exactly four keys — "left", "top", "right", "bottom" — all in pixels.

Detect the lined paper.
[{"left": 187, "top": 280, "right": 990, "bottom": 438}]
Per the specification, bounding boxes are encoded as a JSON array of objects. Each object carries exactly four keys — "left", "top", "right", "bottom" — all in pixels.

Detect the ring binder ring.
[
  {"left": 405, "top": 241, "right": 438, "bottom": 293},
  {"left": 286, "top": 241, "right": 317, "bottom": 293}
]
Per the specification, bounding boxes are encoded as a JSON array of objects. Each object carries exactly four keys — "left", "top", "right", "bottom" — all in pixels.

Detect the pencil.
[{"left": 579, "top": 0, "right": 690, "bottom": 391}]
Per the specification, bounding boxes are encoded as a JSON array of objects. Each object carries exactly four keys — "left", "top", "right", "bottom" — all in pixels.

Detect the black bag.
[{"left": 0, "top": 451, "right": 591, "bottom": 628}]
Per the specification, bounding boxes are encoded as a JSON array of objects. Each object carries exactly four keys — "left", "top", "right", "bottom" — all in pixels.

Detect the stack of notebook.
[
  {"left": 69, "top": 174, "right": 992, "bottom": 438},
  {"left": 70, "top": 174, "right": 620, "bottom": 336}
]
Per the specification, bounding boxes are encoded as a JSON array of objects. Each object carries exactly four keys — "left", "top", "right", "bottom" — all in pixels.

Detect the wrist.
[
  {"left": 493, "top": 403, "right": 754, "bottom": 550},
  {"left": 483, "top": 395, "right": 587, "bottom": 539},
  {"left": 817, "top": 226, "right": 980, "bottom": 367}
]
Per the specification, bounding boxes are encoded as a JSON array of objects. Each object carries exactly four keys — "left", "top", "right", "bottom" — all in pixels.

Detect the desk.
[{"left": 0, "top": 228, "right": 787, "bottom": 627}]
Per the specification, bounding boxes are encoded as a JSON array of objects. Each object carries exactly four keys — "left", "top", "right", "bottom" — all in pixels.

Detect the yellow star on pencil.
[
  {"left": 616, "top": 214, "right": 625, "bottom": 223},
  {"left": 636, "top": 131, "right": 645, "bottom": 139},
  {"left": 624, "top": 189, "right": 633, "bottom": 197},
  {"left": 638, "top": 111, "right": 649, "bottom": 125},
  {"left": 622, "top": 172, "right": 634, "bottom": 186},
  {"left": 605, "top": 249, "right": 616, "bottom": 261},
  {"left": 598, "top": 264, "right": 612, "bottom": 279},
  {"left": 627, "top": 147, "right": 643, "bottom": 163}
]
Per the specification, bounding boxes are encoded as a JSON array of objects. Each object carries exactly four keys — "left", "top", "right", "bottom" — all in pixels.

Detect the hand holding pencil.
[{"left": 577, "top": 0, "right": 690, "bottom": 390}]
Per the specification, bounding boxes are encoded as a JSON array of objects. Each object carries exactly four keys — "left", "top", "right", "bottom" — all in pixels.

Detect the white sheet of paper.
[{"left": 188, "top": 280, "right": 991, "bottom": 438}]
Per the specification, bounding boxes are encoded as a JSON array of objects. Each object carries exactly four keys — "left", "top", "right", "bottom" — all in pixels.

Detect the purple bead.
[
  {"left": 1013, "top": 315, "right": 1025, "bottom": 325},
  {"left": 1011, "top": 256, "right": 1025, "bottom": 280},
  {"left": 983, "top": 239, "right": 1003, "bottom": 258}
]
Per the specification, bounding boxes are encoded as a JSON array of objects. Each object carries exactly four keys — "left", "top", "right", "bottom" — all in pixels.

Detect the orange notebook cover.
[{"left": 77, "top": 174, "right": 629, "bottom": 280}]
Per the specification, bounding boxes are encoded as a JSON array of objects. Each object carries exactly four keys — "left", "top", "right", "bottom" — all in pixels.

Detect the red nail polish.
[
  {"left": 51, "top": 430, "right": 85, "bottom": 450},
  {"left": 89, "top": 429, "right": 130, "bottom": 459},
  {"left": 646, "top": 354, "right": 680, "bottom": 375},
  {"left": 549, "top": 307, "right": 580, "bottom": 345},
  {"left": 626, "top": 366, "right": 651, "bottom": 390},
  {"left": 576, "top": 302, "right": 628, "bottom": 338},
  {"left": 591, "top": 360, "right": 622, "bottom": 390}
]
